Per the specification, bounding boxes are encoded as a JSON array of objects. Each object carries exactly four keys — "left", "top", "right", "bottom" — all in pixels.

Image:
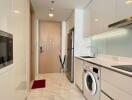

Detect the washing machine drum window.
[
  {"left": 85, "top": 71, "right": 97, "bottom": 95},
  {"left": 87, "top": 75, "right": 93, "bottom": 91}
]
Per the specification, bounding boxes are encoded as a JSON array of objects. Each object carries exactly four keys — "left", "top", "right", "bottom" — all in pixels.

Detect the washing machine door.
[{"left": 84, "top": 71, "right": 97, "bottom": 95}]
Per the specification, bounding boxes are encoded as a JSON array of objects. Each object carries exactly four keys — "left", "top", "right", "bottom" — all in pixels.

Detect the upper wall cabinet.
[
  {"left": 83, "top": 0, "right": 116, "bottom": 36},
  {"left": 83, "top": 4, "right": 91, "bottom": 37},
  {"left": 0, "top": 0, "right": 12, "bottom": 32},
  {"left": 83, "top": 0, "right": 132, "bottom": 37},
  {"left": 116, "top": 0, "right": 132, "bottom": 21}
]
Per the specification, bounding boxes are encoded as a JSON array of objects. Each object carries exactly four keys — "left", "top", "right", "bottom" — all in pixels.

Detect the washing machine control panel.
[{"left": 93, "top": 67, "right": 98, "bottom": 74}]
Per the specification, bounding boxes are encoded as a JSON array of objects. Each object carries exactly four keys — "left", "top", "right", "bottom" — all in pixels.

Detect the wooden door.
[{"left": 39, "top": 21, "right": 61, "bottom": 74}]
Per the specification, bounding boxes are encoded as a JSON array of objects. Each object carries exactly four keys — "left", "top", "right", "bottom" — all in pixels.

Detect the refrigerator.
[{"left": 66, "top": 28, "right": 74, "bottom": 83}]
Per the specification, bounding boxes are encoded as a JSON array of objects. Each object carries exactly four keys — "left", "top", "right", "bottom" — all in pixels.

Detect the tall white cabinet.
[
  {"left": 101, "top": 67, "right": 132, "bottom": 100},
  {"left": 0, "top": 0, "right": 29, "bottom": 100},
  {"left": 83, "top": 5, "right": 91, "bottom": 37}
]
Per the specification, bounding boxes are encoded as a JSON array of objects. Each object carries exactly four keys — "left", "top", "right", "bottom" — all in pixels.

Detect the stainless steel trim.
[
  {"left": 101, "top": 90, "right": 114, "bottom": 100},
  {"left": 108, "top": 16, "right": 132, "bottom": 28}
]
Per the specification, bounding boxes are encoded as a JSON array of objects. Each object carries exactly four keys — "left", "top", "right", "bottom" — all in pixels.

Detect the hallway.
[{"left": 27, "top": 73, "right": 86, "bottom": 100}]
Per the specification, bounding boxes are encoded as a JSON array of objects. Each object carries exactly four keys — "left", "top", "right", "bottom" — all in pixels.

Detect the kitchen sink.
[
  {"left": 80, "top": 56, "right": 95, "bottom": 58},
  {"left": 111, "top": 65, "right": 132, "bottom": 72}
]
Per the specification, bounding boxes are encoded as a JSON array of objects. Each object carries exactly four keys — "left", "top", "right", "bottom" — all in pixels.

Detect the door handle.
[{"left": 40, "top": 46, "right": 43, "bottom": 53}]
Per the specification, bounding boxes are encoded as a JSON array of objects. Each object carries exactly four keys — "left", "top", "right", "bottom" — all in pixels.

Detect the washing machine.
[{"left": 83, "top": 62, "right": 100, "bottom": 100}]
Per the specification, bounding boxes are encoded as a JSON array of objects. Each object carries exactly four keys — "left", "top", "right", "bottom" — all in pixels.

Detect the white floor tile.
[{"left": 27, "top": 73, "right": 85, "bottom": 100}]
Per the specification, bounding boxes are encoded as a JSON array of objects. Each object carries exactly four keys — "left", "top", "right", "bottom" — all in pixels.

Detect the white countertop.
[{"left": 75, "top": 56, "right": 132, "bottom": 77}]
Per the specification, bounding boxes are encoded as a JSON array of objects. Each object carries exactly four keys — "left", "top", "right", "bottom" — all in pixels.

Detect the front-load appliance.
[{"left": 83, "top": 62, "right": 100, "bottom": 100}]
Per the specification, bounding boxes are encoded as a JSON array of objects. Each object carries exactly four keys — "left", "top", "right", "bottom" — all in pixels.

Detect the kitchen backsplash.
[{"left": 92, "top": 24, "right": 132, "bottom": 58}]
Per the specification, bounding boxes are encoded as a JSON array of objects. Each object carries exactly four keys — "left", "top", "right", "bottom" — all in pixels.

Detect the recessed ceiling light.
[
  {"left": 51, "top": 7, "right": 54, "bottom": 11},
  {"left": 49, "top": 13, "right": 54, "bottom": 17},
  {"left": 95, "top": 18, "right": 99, "bottom": 22},
  {"left": 13, "top": 10, "right": 20, "bottom": 14},
  {"left": 125, "top": 0, "right": 132, "bottom": 4}
]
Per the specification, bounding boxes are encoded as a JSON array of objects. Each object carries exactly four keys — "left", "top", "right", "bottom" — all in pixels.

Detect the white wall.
[
  {"left": 0, "top": 0, "right": 30, "bottom": 100},
  {"left": 74, "top": 9, "right": 91, "bottom": 56}
]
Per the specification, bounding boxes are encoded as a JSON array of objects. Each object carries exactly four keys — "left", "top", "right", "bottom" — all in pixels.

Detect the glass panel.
[{"left": 91, "top": 25, "right": 132, "bottom": 57}]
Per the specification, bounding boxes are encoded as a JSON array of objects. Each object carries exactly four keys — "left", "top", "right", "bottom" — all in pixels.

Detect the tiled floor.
[{"left": 27, "top": 73, "right": 86, "bottom": 100}]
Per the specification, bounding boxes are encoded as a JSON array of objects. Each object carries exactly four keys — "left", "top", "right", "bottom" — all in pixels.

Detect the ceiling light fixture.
[
  {"left": 51, "top": 0, "right": 55, "bottom": 4},
  {"left": 49, "top": 13, "right": 54, "bottom": 17},
  {"left": 51, "top": 7, "right": 54, "bottom": 11},
  {"left": 13, "top": 10, "right": 20, "bottom": 14},
  {"left": 95, "top": 18, "right": 99, "bottom": 22},
  {"left": 49, "top": 0, "right": 55, "bottom": 18},
  {"left": 125, "top": 0, "right": 132, "bottom": 4}
]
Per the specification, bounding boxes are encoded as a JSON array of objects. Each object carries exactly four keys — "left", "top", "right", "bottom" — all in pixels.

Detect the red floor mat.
[{"left": 32, "top": 80, "right": 46, "bottom": 89}]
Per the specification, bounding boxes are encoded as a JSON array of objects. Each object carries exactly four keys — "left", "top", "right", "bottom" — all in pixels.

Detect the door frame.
[
  {"left": 30, "top": 8, "right": 40, "bottom": 81},
  {"left": 38, "top": 20, "right": 62, "bottom": 74},
  {"left": 35, "top": 19, "right": 39, "bottom": 78}
]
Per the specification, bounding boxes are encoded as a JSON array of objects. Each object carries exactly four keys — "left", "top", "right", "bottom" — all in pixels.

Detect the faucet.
[{"left": 91, "top": 47, "right": 98, "bottom": 57}]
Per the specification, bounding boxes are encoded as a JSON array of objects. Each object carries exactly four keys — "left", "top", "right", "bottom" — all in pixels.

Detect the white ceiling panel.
[{"left": 31, "top": 0, "right": 91, "bottom": 21}]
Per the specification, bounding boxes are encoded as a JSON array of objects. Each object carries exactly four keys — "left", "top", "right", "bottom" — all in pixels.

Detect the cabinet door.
[
  {"left": 89, "top": 0, "right": 116, "bottom": 35},
  {"left": 116, "top": 0, "right": 132, "bottom": 21},
  {"left": 90, "top": 0, "right": 104, "bottom": 35},
  {"left": 101, "top": 79, "right": 132, "bottom": 100},
  {"left": 101, "top": 92, "right": 111, "bottom": 100},
  {"left": 83, "top": 5, "right": 91, "bottom": 37},
  {"left": 0, "top": 0, "right": 12, "bottom": 32},
  {"left": 101, "top": 67, "right": 132, "bottom": 95},
  {"left": 74, "top": 58, "right": 83, "bottom": 90}
]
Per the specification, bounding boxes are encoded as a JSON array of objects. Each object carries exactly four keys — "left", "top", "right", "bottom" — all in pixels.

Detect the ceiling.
[{"left": 31, "top": 0, "right": 91, "bottom": 21}]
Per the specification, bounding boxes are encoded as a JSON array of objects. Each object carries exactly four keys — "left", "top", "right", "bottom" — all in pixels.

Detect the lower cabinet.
[
  {"left": 74, "top": 58, "right": 84, "bottom": 91},
  {"left": 101, "top": 67, "right": 132, "bottom": 100},
  {"left": 101, "top": 91, "right": 112, "bottom": 100},
  {"left": 101, "top": 79, "right": 132, "bottom": 100}
]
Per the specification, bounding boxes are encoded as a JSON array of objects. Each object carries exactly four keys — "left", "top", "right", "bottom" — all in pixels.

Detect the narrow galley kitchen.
[
  {"left": 1, "top": 0, "right": 132, "bottom": 100},
  {"left": 28, "top": 0, "right": 91, "bottom": 100}
]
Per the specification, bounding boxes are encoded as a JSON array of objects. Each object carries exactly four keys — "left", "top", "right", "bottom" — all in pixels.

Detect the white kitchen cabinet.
[
  {"left": 0, "top": 0, "right": 12, "bottom": 32},
  {"left": 90, "top": 0, "right": 104, "bottom": 35},
  {"left": 83, "top": 0, "right": 132, "bottom": 36},
  {"left": 101, "top": 92, "right": 111, "bottom": 100},
  {"left": 74, "top": 58, "right": 84, "bottom": 91},
  {"left": 101, "top": 67, "right": 132, "bottom": 100},
  {"left": 101, "top": 67, "right": 132, "bottom": 95},
  {"left": 87, "top": 0, "right": 115, "bottom": 35},
  {"left": 101, "top": 79, "right": 132, "bottom": 100},
  {"left": 83, "top": 5, "right": 91, "bottom": 37},
  {"left": 116, "top": 0, "right": 132, "bottom": 21}
]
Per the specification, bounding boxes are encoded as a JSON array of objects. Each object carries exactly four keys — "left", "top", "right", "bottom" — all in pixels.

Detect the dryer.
[{"left": 83, "top": 62, "right": 100, "bottom": 100}]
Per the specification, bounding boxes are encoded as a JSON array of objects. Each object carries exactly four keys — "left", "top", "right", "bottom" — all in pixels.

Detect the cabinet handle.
[
  {"left": 40, "top": 46, "right": 44, "bottom": 53},
  {"left": 101, "top": 90, "right": 114, "bottom": 100}
]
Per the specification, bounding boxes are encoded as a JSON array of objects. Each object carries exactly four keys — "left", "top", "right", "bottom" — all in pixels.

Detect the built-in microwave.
[{"left": 0, "top": 30, "right": 13, "bottom": 69}]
